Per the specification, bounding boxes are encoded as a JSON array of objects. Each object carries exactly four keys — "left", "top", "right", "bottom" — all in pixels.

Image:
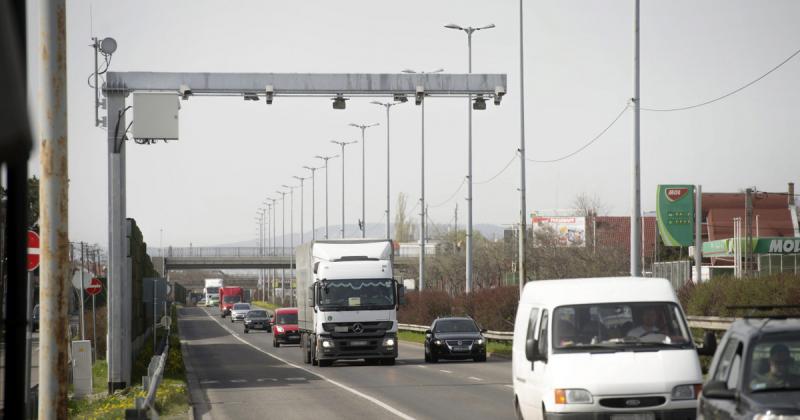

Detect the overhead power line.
[
  {"left": 527, "top": 104, "right": 630, "bottom": 164},
  {"left": 428, "top": 178, "right": 466, "bottom": 208},
  {"left": 642, "top": 46, "right": 800, "bottom": 112},
  {"left": 474, "top": 153, "right": 518, "bottom": 185}
]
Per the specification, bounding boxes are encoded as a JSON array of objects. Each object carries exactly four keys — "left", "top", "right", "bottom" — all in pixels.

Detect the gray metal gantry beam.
[{"left": 102, "top": 71, "right": 507, "bottom": 389}]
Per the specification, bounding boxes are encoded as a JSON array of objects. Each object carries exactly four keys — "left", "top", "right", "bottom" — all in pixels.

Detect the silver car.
[{"left": 230, "top": 303, "right": 251, "bottom": 323}]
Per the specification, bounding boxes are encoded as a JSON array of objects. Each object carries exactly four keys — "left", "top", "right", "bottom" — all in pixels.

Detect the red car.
[{"left": 272, "top": 308, "right": 299, "bottom": 348}]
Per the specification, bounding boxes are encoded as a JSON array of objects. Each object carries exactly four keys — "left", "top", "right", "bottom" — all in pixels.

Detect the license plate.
[
  {"left": 452, "top": 346, "right": 470, "bottom": 352},
  {"left": 611, "top": 414, "right": 655, "bottom": 420},
  {"left": 350, "top": 340, "right": 368, "bottom": 346}
]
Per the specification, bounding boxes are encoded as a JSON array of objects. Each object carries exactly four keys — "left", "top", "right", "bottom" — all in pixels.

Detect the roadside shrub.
[
  {"left": 398, "top": 286, "right": 519, "bottom": 330},
  {"left": 682, "top": 273, "right": 800, "bottom": 316}
]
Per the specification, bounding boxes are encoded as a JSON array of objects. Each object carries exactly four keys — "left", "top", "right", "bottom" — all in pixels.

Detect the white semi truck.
[
  {"left": 296, "top": 240, "right": 404, "bottom": 367},
  {"left": 203, "top": 278, "right": 224, "bottom": 307}
]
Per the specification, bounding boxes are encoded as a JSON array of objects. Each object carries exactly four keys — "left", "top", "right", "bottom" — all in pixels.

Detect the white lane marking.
[
  {"left": 257, "top": 378, "right": 278, "bottom": 382},
  {"left": 286, "top": 377, "right": 307, "bottom": 381},
  {"left": 439, "top": 369, "right": 452, "bottom": 374},
  {"left": 202, "top": 308, "right": 416, "bottom": 420},
  {"left": 504, "top": 385, "right": 514, "bottom": 389},
  {"left": 199, "top": 380, "right": 219, "bottom": 385},
  {"left": 468, "top": 376, "right": 483, "bottom": 381},
  {"left": 415, "top": 365, "right": 427, "bottom": 369},
  {"left": 230, "top": 379, "right": 247, "bottom": 383}
]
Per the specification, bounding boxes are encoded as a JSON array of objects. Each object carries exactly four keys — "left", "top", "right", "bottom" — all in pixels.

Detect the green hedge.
[{"left": 679, "top": 273, "right": 800, "bottom": 317}]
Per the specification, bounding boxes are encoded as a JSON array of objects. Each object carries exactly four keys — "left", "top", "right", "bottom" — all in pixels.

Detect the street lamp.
[
  {"left": 444, "top": 22, "right": 495, "bottom": 294},
  {"left": 331, "top": 140, "right": 358, "bottom": 239},
  {"left": 282, "top": 184, "right": 298, "bottom": 306},
  {"left": 276, "top": 190, "right": 288, "bottom": 304},
  {"left": 302, "top": 166, "right": 322, "bottom": 241},
  {"left": 401, "top": 68, "right": 443, "bottom": 292},
  {"left": 293, "top": 176, "right": 310, "bottom": 244},
  {"left": 314, "top": 154, "right": 339, "bottom": 239},
  {"left": 370, "top": 100, "right": 405, "bottom": 239},
  {"left": 349, "top": 122, "right": 380, "bottom": 238},
  {"left": 265, "top": 198, "right": 277, "bottom": 301}
]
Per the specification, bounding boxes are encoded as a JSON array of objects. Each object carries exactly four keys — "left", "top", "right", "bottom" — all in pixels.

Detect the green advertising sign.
[
  {"left": 656, "top": 185, "right": 695, "bottom": 247},
  {"left": 701, "top": 237, "right": 800, "bottom": 256}
]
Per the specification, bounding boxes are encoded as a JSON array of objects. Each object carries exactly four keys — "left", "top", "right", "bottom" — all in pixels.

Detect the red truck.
[{"left": 219, "top": 286, "right": 244, "bottom": 318}]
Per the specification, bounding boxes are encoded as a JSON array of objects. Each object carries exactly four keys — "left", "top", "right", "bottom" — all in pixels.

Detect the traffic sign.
[
  {"left": 86, "top": 278, "right": 103, "bottom": 296},
  {"left": 27, "top": 231, "right": 40, "bottom": 271}
]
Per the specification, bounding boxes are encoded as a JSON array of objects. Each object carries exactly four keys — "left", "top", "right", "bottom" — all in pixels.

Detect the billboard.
[
  {"left": 531, "top": 215, "right": 586, "bottom": 247},
  {"left": 656, "top": 185, "right": 695, "bottom": 247}
]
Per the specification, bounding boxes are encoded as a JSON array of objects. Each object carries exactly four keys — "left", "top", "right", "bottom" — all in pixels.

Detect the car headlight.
[
  {"left": 276, "top": 326, "right": 284, "bottom": 333},
  {"left": 434, "top": 339, "right": 442, "bottom": 346},
  {"left": 555, "top": 389, "right": 593, "bottom": 404},
  {"left": 753, "top": 413, "right": 800, "bottom": 420},
  {"left": 475, "top": 338, "right": 485, "bottom": 345},
  {"left": 321, "top": 340, "right": 333, "bottom": 348},
  {"left": 672, "top": 384, "right": 702, "bottom": 400},
  {"left": 383, "top": 338, "right": 395, "bottom": 347}
]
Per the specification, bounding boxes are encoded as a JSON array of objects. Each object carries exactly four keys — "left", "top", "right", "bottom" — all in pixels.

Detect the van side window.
[
  {"left": 538, "top": 310, "right": 549, "bottom": 355},
  {"left": 525, "top": 308, "right": 540, "bottom": 344}
]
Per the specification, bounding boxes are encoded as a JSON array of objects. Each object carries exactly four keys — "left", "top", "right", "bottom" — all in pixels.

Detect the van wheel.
[{"left": 513, "top": 396, "right": 524, "bottom": 420}]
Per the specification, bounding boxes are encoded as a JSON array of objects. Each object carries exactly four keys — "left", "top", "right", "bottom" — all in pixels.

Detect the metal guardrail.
[
  {"left": 126, "top": 322, "right": 171, "bottom": 419},
  {"left": 398, "top": 317, "right": 734, "bottom": 342}
]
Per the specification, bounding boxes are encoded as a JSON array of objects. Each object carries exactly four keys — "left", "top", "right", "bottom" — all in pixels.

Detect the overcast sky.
[{"left": 21, "top": 0, "right": 800, "bottom": 247}]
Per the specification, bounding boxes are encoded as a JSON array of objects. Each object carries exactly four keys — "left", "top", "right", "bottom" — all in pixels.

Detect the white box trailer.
[{"left": 296, "top": 239, "right": 404, "bottom": 367}]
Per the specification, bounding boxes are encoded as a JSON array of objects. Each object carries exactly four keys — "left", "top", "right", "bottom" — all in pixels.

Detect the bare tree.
[
  {"left": 572, "top": 192, "right": 607, "bottom": 217},
  {"left": 394, "top": 192, "right": 416, "bottom": 242}
]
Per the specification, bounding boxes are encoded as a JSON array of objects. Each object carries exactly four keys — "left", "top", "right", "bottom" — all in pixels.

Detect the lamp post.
[
  {"left": 276, "top": 190, "right": 288, "bottom": 304},
  {"left": 370, "top": 101, "right": 404, "bottom": 240},
  {"left": 293, "top": 176, "right": 310, "bottom": 244},
  {"left": 401, "top": 68, "right": 443, "bottom": 292},
  {"left": 444, "top": 22, "right": 495, "bottom": 293},
  {"left": 283, "top": 184, "right": 298, "bottom": 306},
  {"left": 631, "top": 0, "right": 642, "bottom": 276},
  {"left": 330, "top": 140, "right": 357, "bottom": 239},
  {"left": 348, "top": 123, "right": 380, "bottom": 238},
  {"left": 268, "top": 197, "right": 278, "bottom": 302},
  {"left": 303, "top": 166, "right": 322, "bottom": 241},
  {"left": 315, "top": 154, "right": 339, "bottom": 239}
]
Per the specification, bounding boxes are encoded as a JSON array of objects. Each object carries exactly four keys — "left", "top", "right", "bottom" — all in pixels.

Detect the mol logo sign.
[
  {"left": 767, "top": 238, "right": 800, "bottom": 254},
  {"left": 665, "top": 188, "right": 689, "bottom": 202},
  {"left": 656, "top": 185, "right": 695, "bottom": 247}
]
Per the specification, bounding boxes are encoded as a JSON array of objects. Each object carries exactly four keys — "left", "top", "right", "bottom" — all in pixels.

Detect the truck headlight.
[
  {"left": 321, "top": 340, "right": 334, "bottom": 348},
  {"left": 555, "top": 389, "right": 593, "bottom": 404},
  {"left": 383, "top": 338, "right": 395, "bottom": 347},
  {"left": 672, "top": 384, "right": 702, "bottom": 400}
]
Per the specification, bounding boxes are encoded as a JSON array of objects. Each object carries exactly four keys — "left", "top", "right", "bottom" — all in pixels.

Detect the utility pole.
[
  {"left": 349, "top": 123, "right": 379, "bottom": 238},
  {"left": 371, "top": 101, "right": 404, "bottom": 240},
  {"left": 630, "top": 0, "right": 642, "bottom": 277},
  {"left": 282, "top": 184, "right": 297, "bottom": 306},
  {"left": 315, "top": 155, "right": 339, "bottom": 239},
  {"left": 745, "top": 188, "right": 754, "bottom": 275},
  {"left": 331, "top": 140, "right": 357, "bottom": 239},
  {"left": 277, "top": 191, "right": 287, "bottom": 304},
  {"left": 695, "top": 185, "right": 703, "bottom": 283},
  {"left": 517, "top": 0, "right": 528, "bottom": 295}
]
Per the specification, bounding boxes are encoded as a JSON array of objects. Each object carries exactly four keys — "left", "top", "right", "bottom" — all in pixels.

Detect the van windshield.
[{"left": 552, "top": 302, "right": 692, "bottom": 352}]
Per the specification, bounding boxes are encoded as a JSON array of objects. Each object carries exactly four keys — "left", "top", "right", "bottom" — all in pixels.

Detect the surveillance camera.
[
  {"left": 415, "top": 86, "right": 425, "bottom": 105},
  {"left": 393, "top": 93, "right": 408, "bottom": 103},
  {"left": 179, "top": 84, "right": 192, "bottom": 100},
  {"left": 473, "top": 94, "right": 487, "bottom": 110},
  {"left": 265, "top": 85, "right": 274, "bottom": 105},
  {"left": 494, "top": 86, "right": 505, "bottom": 105}
]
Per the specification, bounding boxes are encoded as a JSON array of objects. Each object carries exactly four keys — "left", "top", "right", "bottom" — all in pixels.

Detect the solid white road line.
[
  {"left": 202, "top": 308, "right": 416, "bottom": 420},
  {"left": 439, "top": 369, "right": 453, "bottom": 374},
  {"left": 468, "top": 377, "right": 483, "bottom": 381}
]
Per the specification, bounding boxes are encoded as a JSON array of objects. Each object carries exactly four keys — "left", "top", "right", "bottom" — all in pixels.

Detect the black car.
[
  {"left": 243, "top": 309, "right": 272, "bottom": 334},
  {"left": 424, "top": 317, "right": 487, "bottom": 363},
  {"left": 699, "top": 312, "right": 800, "bottom": 419}
]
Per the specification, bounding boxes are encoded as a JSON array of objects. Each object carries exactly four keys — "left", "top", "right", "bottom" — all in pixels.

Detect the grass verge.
[
  {"left": 397, "top": 330, "right": 512, "bottom": 356},
  {"left": 251, "top": 300, "right": 280, "bottom": 311},
  {"left": 68, "top": 305, "right": 189, "bottom": 419}
]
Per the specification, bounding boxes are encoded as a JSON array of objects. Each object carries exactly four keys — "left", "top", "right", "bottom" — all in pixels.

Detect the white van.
[{"left": 512, "top": 277, "right": 706, "bottom": 420}]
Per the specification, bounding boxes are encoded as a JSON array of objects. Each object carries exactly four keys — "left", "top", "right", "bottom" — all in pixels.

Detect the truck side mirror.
[
  {"left": 697, "top": 331, "right": 717, "bottom": 356},
  {"left": 307, "top": 286, "right": 315, "bottom": 308},
  {"left": 398, "top": 284, "right": 406, "bottom": 305}
]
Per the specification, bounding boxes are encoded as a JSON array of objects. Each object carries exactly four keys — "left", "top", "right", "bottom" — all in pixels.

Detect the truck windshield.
[
  {"left": 223, "top": 295, "right": 241, "bottom": 304},
  {"left": 206, "top": 287, "right": 219, "bottom": 294},
  {"left": 552, "top": 302, "right": 693, "bottom": 352},
  {"left": 319, "top": 279, "right": 395, "bottom": 310}
]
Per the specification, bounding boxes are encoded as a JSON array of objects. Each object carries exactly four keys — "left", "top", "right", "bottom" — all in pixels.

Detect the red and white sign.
[
  {"left": 27, "top": 231, "right": 40, "bottom": 272},
  {"left": 665, "top": 187, "right": 689, "bottom": 202},
  {"left": 86, "top": 278, "right": 103, "bottom": 296}
]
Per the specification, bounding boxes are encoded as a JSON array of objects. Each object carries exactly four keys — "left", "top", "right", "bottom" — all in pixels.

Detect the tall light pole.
[
  {"left": 349, "top": 122, "right": 380, "bottom": 238},
  {"left": 268, "top": 197, "right": 278, "bottom": 301},
  {"left": 444, "top": 22, "right": 495, "bottom": 293},
  {"left": 330, "top": 140, "right": 357, "bottom": 239},
  {"left": 293, "top": 176, "right": 310, "bottom": 244},
  {"left": 283, "top": 184, "right": 298, "bottom": 306},
  {"left": 517, "top": 0, "right": 528, "bottom": 294},
  {"left": 276, "top": 190, "right": 288, "bottom": 304},
  {"left": 315, "top": 154, "right": 339, "bottom": 239},
  {"left": 371, "top": 101, "right": 405, "bottom": 240},
  {"left": 401, "top": 68, "right": 443, "bottom": 291},
  {"left": 303, "top": 166, "right": 322, "bottom": 241},
  {"left": 631, "top": 0, "right": 642, "bottom": 277}
]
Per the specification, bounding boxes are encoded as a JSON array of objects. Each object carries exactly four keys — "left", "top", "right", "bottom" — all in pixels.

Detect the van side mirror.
[
  {"left": 525, "top": 338, "right": 538, "bottom": 361},
  {"left": 703, "top": 381, "right": 736, "bottom": 400},
  {"left": 697, "top": 331, "right": 717, "bottom": 356}
]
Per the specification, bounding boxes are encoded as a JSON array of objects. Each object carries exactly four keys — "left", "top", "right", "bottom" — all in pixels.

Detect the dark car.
[
  {"left": 243, "top": 309, "right": 272, "bottom": 334},
  {"left": 699, "top": 313, "right": 800, "bottom": 419},
  {"left": 272, "top": 308, "right": 299, "bottom": 347},
  {"left": 424, "top": 317, "right": 487, "bottom": 363}
]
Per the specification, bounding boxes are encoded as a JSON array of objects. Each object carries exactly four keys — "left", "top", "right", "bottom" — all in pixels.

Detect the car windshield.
[
  {"left": 552, "top": 302, "right": 692, "bottom": 351},
  {"left": 206, "top": 287, "right": 219, "bottom": 294},
  {"left": 747, "top": 332, "right": 800, "bottom": 392},
  {"left": 318, "top": 279, "right": 395, "bottom": 310},
  {"left": 224, "top": 295, "right": 241, "bottom": 304},
  {"left": 276, "top": 313, "right": 298, "bottom": 325},
  {"left": 233, "top": 303, "right": 250, "bottom": 310},
  {"left": 247, "top": 310, "right": 267, "bottom": 318},
  {"left": 434, "top": 319, "right": 479, "bottom": 333}
]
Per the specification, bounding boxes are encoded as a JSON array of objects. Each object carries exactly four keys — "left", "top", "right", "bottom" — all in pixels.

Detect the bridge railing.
[{"left": 151, "top": 247, "right": 294, "bottom": 258}]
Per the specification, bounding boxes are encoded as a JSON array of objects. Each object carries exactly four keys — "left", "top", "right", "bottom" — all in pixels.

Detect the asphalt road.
[{"left": 179, "top": 306, "right": 515, "bottom": 420}]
